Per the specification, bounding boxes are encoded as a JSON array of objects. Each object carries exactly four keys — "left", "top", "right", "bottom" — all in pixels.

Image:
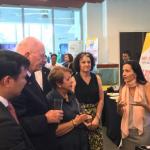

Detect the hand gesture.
[
  {"left": 118, "top": 100, "right": 127, "bottom": 107},
  {"left": 73, "top": 114, "right": 89, "bottom": 126},
  {"left": 45, "top": 110, "right": 64, "bottom": 123},
  {"left": 84, "top": 116, "right": 99, "bottom": 130},
  {"left": 117, "top": 100, "right": 127, "bottom": 114},
  {"left": 130, "top": 101, "right": 146, "bottom": 108}
]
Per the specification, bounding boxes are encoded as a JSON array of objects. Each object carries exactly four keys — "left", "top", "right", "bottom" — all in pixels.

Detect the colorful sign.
[
  {"left": 139, "top": 32, "right": 150, "bottom": 81},
  {"left": 86, "top": 37, "right": 98, "bottom": 63},
  {"left": 68, "top": 40, "right": 83, "bottom": 57}
]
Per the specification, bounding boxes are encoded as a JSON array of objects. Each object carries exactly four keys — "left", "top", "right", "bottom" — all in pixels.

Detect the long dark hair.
[{"left": 123, "top": 60, "right": 147, "bottom": 85}]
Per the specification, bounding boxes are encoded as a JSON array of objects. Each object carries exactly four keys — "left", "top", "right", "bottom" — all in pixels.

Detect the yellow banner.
[
  {"left": 86, "top": 37, "right": 98, "bottom": 63},
  {"left": 139, "top": 32, "right": 150, "bottom": 81}
]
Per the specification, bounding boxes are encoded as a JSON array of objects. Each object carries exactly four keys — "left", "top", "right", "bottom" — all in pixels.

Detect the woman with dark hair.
[
  {"left": 72, "top": 52, "right": 104, "bottom": 150},
  {"left": 63, "top": 53, "right": 73, "bottom": 65},
  {"left": 62, "top": 53, "right": 74, "bottom": 74},
  {"left": 46, "top": 66, "right": 90, "bottom": 150},
  {"left": 118, "top": 60, "right": 150, "bottom": 150}
]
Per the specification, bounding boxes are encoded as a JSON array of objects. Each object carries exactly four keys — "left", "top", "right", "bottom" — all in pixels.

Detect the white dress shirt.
[
  {"left": 34, "top": 70, "right": 43, "bottom": 90},
  {"left": 0, "top": 96, "right": 9, "bottom": 107}
]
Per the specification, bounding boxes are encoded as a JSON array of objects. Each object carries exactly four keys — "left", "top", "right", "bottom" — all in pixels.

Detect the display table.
[{"left": 102, "top": 92, "right": 121, "bottom": 146}]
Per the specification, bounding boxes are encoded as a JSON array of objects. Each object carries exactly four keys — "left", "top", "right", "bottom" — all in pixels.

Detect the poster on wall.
[
  {"left": 86, "top": 37, "right": 98, "bottom": 64},
  {"left": 139, "top": 32, "right": 150, "bottom": 81},
  {"left": 68, "top": 40, "right": 83, "bottom": 57},
  {"left": 0, "top": 43, "right": 16, "bottom": 51}
]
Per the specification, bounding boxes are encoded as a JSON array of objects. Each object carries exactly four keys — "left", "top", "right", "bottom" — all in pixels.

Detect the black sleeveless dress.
[{"left": 74, "top": 72, "right": 103, "bottom": 150}]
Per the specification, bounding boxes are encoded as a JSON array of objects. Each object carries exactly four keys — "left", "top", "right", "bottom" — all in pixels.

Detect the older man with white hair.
[{"left": 12, "top": 37, "right": 63, "bottom": 150}]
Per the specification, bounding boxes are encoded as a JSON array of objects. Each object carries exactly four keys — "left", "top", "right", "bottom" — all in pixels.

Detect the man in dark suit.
[
  {"left": 42, "top": 66, "right": 52, "bottom": 95},
  {"left": 0, "top": 50, "right": 34, "bottom": 150},
  {"left": 12, "top": 37, "right": 63, "bottom": 150},
  {"left": 34, "top": 55, "right": 52, "bottom": 96}
]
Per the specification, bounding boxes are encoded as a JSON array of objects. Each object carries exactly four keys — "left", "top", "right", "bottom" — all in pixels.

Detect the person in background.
[
  {"left": 12, "top": 37, "right": 64, "bottom": 150},
  {"left": 62, "top": 53, "right": 73, "bottom": 68},
  {"left": 122, "top": 50, "right": 130, "bottom": 63},
  {"left": 118, "top": 60, "right": 150, "bottom": 150},
  {"left": 62, "top": 53, "right": 75, "bottom": 74},
  {"left": 45, "top": 54, "right": 61, "bottom": 70},
  {"left": 72, "top": 52, "right": 104, "bottom": 150},
  {"left": 47, "top": 66, "right": 90, "bottom": 150},
  {"left": 0, "top": 50, "right": 35, "bottom": 150},
  {"left": 120, "top": 50, "right": 131, "bottom": 84}
]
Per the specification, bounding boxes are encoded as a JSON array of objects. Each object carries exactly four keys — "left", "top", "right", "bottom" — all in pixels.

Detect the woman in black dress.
[
  {"left": 46, "top": 66, "right": 90, "bottom": 150},
  {"left": 72, "top": 52, "right": 104, "bottom": 150}
]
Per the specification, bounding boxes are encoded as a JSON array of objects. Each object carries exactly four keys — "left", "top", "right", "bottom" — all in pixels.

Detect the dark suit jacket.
[
  {"left": 42, "top": 67, "right": 52, "bottom": 96},
  {"left": 12, "top": 75, "right": 57, "bottom": 150},
  {"left": 0, "top": 102, "right": 34, "bottom": 150}
]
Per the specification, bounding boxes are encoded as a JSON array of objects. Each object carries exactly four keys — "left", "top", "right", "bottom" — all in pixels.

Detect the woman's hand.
[
  {"left": 91, "top": 116, "right": 99, "bottom": 129},
  {"left": 73, "top": 114, "right": 89, "bottom": 126},
  {"left": 118, "top": 100, "right": 127, "bottom": 107},
  {"left": 117, "top": 100, "right": 127, "bottom": 115},
  {"left": 84, "top": 116, "right": 99, "bottom": 130},
  {"left": 130, "top": 101, "right": 146, "bottom": 108}
]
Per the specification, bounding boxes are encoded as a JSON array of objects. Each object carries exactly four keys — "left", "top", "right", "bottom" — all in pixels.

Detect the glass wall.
[
  {"left": 0, "top": 6, "right": 81, "bottom": 60},
  {"left": 0, "top": 7, "right": 23, "bottom": 50},
  {"left": 24, "top": 8, "right": 53, "bottom": 55},
  {"left": 54, "top": 9, "right": 81, "bottom": 61}
]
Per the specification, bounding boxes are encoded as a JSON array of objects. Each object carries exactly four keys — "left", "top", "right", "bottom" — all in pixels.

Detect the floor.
[{"left": 103, "top": 127, "right": 118, "bottom": 150}]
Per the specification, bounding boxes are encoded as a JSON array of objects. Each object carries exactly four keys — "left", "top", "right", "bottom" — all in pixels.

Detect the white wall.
[
  {"left": 81, "top": 3, "right": 88, "bottom": 49},
  {"left": 82, "top": 3, "right": 105, "bottom": 63},
  {"left": 105, "top": 0, "right": 150, "bottom": 63},
  {"left": 83, "top": 0, "right": 150, "bottom": 64}
]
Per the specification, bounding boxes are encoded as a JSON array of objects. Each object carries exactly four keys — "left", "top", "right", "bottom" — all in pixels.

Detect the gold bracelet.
[
  {"left": 71, "top": 120, "right": 75, "bottom": 128},
  {"left": 96, "top": 114, "right": 100, "bottom": 120},
  {"left": 72, "top": 119, "right": 77, "bottom": 127}
]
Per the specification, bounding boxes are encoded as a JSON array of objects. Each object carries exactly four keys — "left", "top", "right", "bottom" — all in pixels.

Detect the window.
[
  {"left": 24, "top": 8, "right": 53, "bottom": 55},
  {"left": 0, "top": 6, "right": 81, "bottom": 60},
  {"left": 0, "top": 7, "right": 23, "bottom": 50},
  {"left": 54, "top": 9, "right": 81, "bottom": 62}
]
